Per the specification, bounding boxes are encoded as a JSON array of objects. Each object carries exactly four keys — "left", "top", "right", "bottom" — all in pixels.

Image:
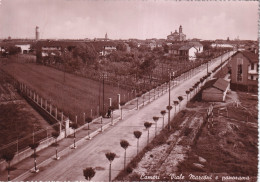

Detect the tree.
[
  {"left": 51, "top": 131, "right": 60, "bottom": 160},
  {"left": 83, "top": 167, "right": 96, "bottom": 181},
  {"left": 160, "top": 110, "right": 166, "bottom": 128},
  {"left": 144, "top": 122, "right": 152, "bottom": 145},
  {"left": 120, "top": 140, "right": 129, "bottom": 170},
  {"left": 7, "top": 45, "right": 21, "bottom": 55},
  {"left": 152, "top": 116, "right": 159, "bottom": 136},
  {"left": 73, "top": 43, "right": 98, "bottom": 66},
  {"left": 85, "top": 117, "right": 93, "bottom": 139},
  {"left": 116, "top": 42, "right": 127, "bottom": 52},
  {"left": 185, "top": 90, "right": 190, "bottom": 101},
  {"left": 133, "top": 131, "right": 142, "bottom": 154},
  {"left": 70, "top": 123, "right": 78, "bottom": 149},
  {"left": 2, "top": 151, "right": 15, "bottom": 181},
  {"left": 29, "top": 142, "right": 40, "bottom": 172},
  {"left": 189, "top": 88, "right": 193, "bottom": 97},
  {"left": 105, "top": 152, "right": 116, "bottom": 182},
  {"left": 178, "top": 96, "right": 184, "bottom": 110}
]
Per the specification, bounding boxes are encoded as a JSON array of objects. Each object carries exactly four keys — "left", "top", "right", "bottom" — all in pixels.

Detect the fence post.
[
  {"left": 55, "top": 108, "right": 57, "bottom": 119},
  {"left": 83, "top": 112, "right": 85, "bottom": 123},
  {"left": 75, "top": 115, "right": 77, "bottom": 124},
  {"left": 117, "top": 94, "right": 121, "bottom": 109},
  {"left": 90, "top": 109, "right": 93, "bottom": 118},
  {"left": 40, "top": 98, "right": 42, "bottom": 107},
  {"left": 37, "top": 94, "right": 39, "bottom": 104},
  {"left": 33, "top": 92, "right": 35, "bottom": 101},
  {"left": 45, "top": 100, "right": 47, "bottom": 110},
  {"left": 61, "top": 112, "right": 63, "bottom": 122},
  {"left": 50, "top": 104, "right": 52, "bottom": 115}
]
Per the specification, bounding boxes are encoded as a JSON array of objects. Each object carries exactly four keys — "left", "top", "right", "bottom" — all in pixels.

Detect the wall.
[
  {"left": 202, "top": 87, "right": 224, "bottom": 102},
  {"left": 230, "top": 53, "right": 249, "bottom": 85},
  {"left": 188, "top": 47, "right": 197, "bottom": 60},
  {"left": 0, "top": 132, "right": 65, "bottom": 172}
]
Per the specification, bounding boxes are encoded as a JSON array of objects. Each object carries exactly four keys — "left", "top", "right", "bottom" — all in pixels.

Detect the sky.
[{"left": 0, "top": 0, "right": 258, "bottom": 40}]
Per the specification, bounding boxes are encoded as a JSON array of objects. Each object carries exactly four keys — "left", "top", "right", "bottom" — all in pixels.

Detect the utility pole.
[
  {"left": 100, "top": 73, "right": 107, "bottom": 116},
  {"left": 168, "top": 70, "right": 174, "bottom": 130},
  {"left": 207, "top": 59, "right": 208, "bottom": 74},
  {"left": 103, "top": 73, "right": 105, "bottom": 116}
]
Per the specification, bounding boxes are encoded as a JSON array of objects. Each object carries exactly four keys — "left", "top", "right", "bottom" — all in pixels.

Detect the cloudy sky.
[{"left": 0, "top": 0, "right": 258, "bottom": 40}]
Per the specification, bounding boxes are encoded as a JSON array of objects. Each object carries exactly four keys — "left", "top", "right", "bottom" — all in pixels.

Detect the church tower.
[
  {"left": 105, "top": 32, "right": 108, "bottom": 40},
  {"left": 179, "top": 25, "right": 183, "bottom": 34}
]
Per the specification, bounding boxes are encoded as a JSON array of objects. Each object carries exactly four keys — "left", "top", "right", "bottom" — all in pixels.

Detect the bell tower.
[{"left": 179, "top": 25, "right": 183, "bottom": 34}]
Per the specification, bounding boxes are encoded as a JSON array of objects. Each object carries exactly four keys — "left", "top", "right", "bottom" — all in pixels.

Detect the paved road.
[{"left": 22, "top": 52, "right": 234, "bottom": 181}]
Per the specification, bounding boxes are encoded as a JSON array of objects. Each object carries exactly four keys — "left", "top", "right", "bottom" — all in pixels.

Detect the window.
[
  {"left": 251, "top": 63, "right": 254, "bottom": 70},
  {"left": 251, "top": 75, "right": 254, "bottom": 80},
  {"left": 237, "top": 64, "right": 243, "bottom": 82}
]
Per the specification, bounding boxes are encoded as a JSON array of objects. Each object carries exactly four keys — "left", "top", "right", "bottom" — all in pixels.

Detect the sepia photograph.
[{"left": 0, "top": 0, "right": 258, "bottom": 181}]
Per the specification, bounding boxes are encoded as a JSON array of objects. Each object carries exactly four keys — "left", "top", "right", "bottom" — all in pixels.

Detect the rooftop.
[
  {"left": 232, "top": 51, "right": 258, "bottom": 63},
  {"left": 179, "top": 45, "right": 194, "bottom": 51},
  {"left": 203, "top": 78, "right": 229, "bottom": 92},
  {"left": 213, "top": 78, "right": 229, "bottom": 92}
]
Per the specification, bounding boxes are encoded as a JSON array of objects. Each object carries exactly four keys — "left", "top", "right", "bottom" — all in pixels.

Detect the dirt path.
[{"left": 21, "top": 52, "right": 234, "bottom": 181}]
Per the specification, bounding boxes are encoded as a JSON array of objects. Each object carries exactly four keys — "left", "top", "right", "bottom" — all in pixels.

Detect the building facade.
[
  {"left": 167, "top": 25, "right": 186, "bottom": 41},
  {"left": 179, "top": 45, "right": 197, "bottom": 60},
  {"left": 230, "top": 51, "right": 258, "bottom": 91}
]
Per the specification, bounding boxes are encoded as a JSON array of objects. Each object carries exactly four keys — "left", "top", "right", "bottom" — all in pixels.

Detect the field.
[
  {"left": 0, "top": 68, "right": 54, "bottom": 154},
  {"left": 116, "top": 91, "right": 258, "bottom": 181},
  {"left": 1, "top": 56, "right": 130, "bottom": 125}
]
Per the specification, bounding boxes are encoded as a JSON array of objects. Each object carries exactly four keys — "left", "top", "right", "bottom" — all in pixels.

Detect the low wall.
[{"left": 0, "top": 132, "right": 65, "bottom": 172}]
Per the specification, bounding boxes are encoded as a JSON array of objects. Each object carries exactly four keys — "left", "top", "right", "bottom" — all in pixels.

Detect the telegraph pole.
[
  {"left": 102, "top": 73, "right": 105, "bottom": 116},
  {"left": 168, "top": 72, "right": 171, "bottom": 130}
]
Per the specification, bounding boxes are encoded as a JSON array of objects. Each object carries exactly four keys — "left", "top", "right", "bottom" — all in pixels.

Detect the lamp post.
[
  {"left": 100, "top": 73, "right": 107, "bottom": 116},
  {"left": 167, "top": 70, "right": 174, "bottom": 130}
]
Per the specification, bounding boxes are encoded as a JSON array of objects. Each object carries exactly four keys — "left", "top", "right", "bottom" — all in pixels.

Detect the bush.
[{"left": 126, "top": 166, "right": 133, "bottom": 174}]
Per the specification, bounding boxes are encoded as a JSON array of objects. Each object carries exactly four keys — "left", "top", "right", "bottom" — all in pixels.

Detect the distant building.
[
  {"left": 101, "top": 45, "right": 117, "bottom": 56},
  {"left": 188, "top": 42, "right": 203, "bottom": 53},
  {"left": 230, "top": 51, "right": 258, "bottom": 92},
  {"left": 105, "top": 33, "right": 108, "bottom": 40},
  {"left": 168, "top": 44, "right": 183, "bottom": 55},
  {"left": 202, "top": 78, "right": 230, "bottom": 102},
  {"left": 211, "top": 43, "right": 234, "bottom": 49},
  {"left": 179, "top": 45, "right": 197, "bottom": 60},
  {"left": 15, "top": 44, "right": 31, "bottom": 54},
  {"left": 167, "top": 25, "right": 186, "bottom": 41},
  {"left": 35, "top": 26, "right": 39, "bottom": 40}
]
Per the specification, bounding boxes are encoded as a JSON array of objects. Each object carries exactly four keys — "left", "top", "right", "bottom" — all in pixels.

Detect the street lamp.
[
  {"left": 99, "top": 73, "right": 108, "bottom": 116},
  {"left": 167, "top": 70, "right": 174, "bottom": 130}
]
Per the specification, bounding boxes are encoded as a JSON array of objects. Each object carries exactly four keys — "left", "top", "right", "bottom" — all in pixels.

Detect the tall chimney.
[{"left": 35, "top": 26, "right": 39, "bottom": 40}]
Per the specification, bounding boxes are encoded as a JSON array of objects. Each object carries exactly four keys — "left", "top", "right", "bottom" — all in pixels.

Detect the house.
[
  {"left": 230, "top": 51, "right": 258, "bottom": 92},
  {"left": 188, "top": 42, "right": 203, "bottom": 53},
  {"left": 15, "top": 44, "right": 31, "bottom": 54},
  {"left": 211, "top": 43, "right": 234, "bottom": 49},
  {"left": 179, "top": 45, "right": 197, "bottom": 60},
  {"left": 168, "top": 44, "right": 183, "bottom": 55},
  {"left": 202, "top": 78, "right": 230, "bottom": 102},
  {"left": 102, "top": 45, "right": 117, "bottom": 56}
]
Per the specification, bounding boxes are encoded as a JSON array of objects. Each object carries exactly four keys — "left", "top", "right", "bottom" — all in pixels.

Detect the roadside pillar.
[
  {"left": 117, "top": 94, "right": 121, "bottom": 109},
  {"left": 109, "top": 98, "right": 112, "bottom": 107}
]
